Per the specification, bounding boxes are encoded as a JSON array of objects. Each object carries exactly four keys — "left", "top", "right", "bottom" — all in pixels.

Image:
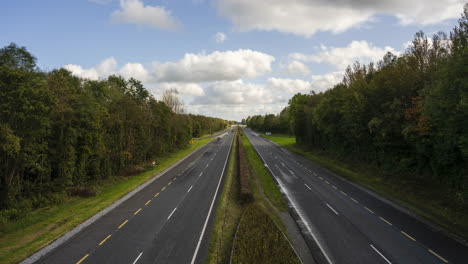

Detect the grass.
[
  {"left": 263, "top": 134, "right": 296, "bottom": 146},
  {"left": 0, "top": 138, "right": 212, "bottom": 264},
  {"left": 206, "top": 128, "right": 298, "bottom": 264},
  {"left": 230, "top": 204, "right": 300, "bottom": 264},
  {"left": 206, "top": 132, "right": 242, "bottom": 264},
  {"left": 263, "top": 134, "right": 468, "bottom": 240},
  {"left": 241, "top": 134, "right": 287, "bottom": 212}
]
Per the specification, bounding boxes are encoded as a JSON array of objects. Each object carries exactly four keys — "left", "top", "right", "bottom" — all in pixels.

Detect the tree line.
[
  {"left": 246, "top": 5, "right": 467, "bottom": 190},
  {"left": 0, "top": 44, "right": 228, "bottom": 213}
]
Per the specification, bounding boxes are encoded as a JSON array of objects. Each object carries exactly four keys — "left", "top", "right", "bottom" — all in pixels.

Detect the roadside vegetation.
[
  {"left": 0, "top": 138, "right": 213, "bottom": 264},
  {"left": 0, "top": 43, "right": 234, "bottom": 263},
  {"left": 243, "top": 6, "right": 468, "bottom": 239},
  {"left": 207, "top": 127, "right": 299, "bottom": 264}
]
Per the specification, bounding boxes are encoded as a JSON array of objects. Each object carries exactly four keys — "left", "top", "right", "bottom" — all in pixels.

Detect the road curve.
[
  {"left": 33, "top": 128, "right": 234, "bottom": 264},
  {"left": 243, "top": 127, "right": 468, "bottom": 264}
]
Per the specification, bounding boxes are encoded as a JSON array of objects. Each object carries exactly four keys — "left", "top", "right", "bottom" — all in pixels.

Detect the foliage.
[
  {"left": 0, "top": 43, "right": 227, "bottom": 212},
  {"left": 247, "top": 5, "right": 468, "bottom": 191},
  {"left": 0, "top": 137, "right": 212, "bottom": 264}
]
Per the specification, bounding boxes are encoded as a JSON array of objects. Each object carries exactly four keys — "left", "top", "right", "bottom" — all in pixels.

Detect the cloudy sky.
[{"left": 1, "top": 0, "right": 465, "bottom": 121}]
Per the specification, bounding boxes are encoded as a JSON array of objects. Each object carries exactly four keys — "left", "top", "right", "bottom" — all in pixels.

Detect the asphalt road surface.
[
  {"left": 35, "top": 128, "right": 234, "bottom": 264},
  {"left": 243, "top": 127, "right": 468, "bottom": 264}
]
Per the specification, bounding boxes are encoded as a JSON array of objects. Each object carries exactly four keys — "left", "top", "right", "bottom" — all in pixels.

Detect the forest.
[
  {"left": 0, "top": 44, "right": 227, "bottom": 216},
  {"left": 245, "top": 5, "right": 467, "bottom": 191}
]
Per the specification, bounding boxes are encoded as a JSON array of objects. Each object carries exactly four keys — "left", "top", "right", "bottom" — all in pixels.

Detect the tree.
[
  {"left": 162, "top": 88, "right": 185, "bottom": 114},
  {"left": 0, "top": 43, "right": 37, "bottom": 71}
]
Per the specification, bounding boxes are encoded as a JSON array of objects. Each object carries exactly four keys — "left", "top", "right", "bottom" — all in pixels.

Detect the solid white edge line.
[
  {"left": 190, "top": 132, "right": 233, "bottom": 264},
  {"left": 326, "top": 203, "right": 339, "bottom": 215},
  {"left": 167, "top": 207, "right": 177, "bottom": 220},
  {"left": 247, "top": 131, "right": 333, "bottom": 264},
  {"left": 305, "top": 184, "right": 312, "bottom": 190},
  {"left": 132, "top": 252, "right": 143, "bottom": 264},
  {"left": 370, "top": 244, "right": 392, "bottom": 264},
  {"left": 187, "top": 186, "right": 193, "bottom": 193}
]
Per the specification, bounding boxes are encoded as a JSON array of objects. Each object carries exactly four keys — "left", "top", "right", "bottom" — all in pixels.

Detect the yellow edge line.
[
  {"left": 76, "top": 254, "right": 89, "bottom": 264},
  {"left": 118, "top": 220, "right": 128, "bottom": 229},
  {"left": 145, "top": 200, "right": 151, "bottom": 206},
  {"left": 162, "top": 187, "right": 166, "bottom": 191},
  {"left": 379, "top": 217, "right": 392, "bottom": 226},
  {"left": 98, "top": 234, "right": 111, "bottom": 246},
  {"left": 428, "top": 249, "right": 448, "bottom": 263},
  {"left": 154, "top": 192, "right": 160, "bottom": 197},
  {"left": 401, "top": 231, "right": 416, "bottom": 241},
  {"left": 173, "top": 177, "right": 176, "bottom": 181},
  {"left": 134, "top": 208, "right": 142, "bottom": 215},
  {"left": 168, "top": 181, "right": 172, "bottom": 186}
]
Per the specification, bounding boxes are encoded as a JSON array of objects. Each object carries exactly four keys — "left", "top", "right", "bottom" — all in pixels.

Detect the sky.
[{"left": 1, "top": 0, "right": 465, "bottom": 121}]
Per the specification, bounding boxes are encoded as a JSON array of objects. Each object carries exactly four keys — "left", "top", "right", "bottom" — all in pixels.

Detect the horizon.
[{"left": 1, "top": 0, "right": 465, "bottom": 121}]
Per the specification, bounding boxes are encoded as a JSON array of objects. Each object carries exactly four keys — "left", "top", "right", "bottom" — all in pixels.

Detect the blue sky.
[{"left": 1, "top": 0, "right": 465, "bottom": 121}]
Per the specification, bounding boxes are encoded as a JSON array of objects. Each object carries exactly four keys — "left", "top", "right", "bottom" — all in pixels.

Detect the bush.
[
  {"left": 119, "top": 165, "right": 145, "bottom": 177},
  {"left": 68, "top": 186, "right": 97, "bottom": 197}
]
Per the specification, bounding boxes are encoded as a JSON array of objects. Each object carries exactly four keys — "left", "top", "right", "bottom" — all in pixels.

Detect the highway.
[
  {"left": 34, "top": 128, "right": 234, "bottom": 264},
  {"left": 242, "top": 127, "right": 468, "bottom": 264}
]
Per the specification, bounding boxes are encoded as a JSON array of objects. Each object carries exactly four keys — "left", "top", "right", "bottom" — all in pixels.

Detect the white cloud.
[
  {"left": 112, "top": 0, "right": 180, "bottom": 30},
  {"left": 63, "top": 49, "right": 274, "bottom": 84},
  {"left": 193, "top": 80, "right": 283, "bottom": 105},
  {"left": 286, "top": 61, "right": 310, "bottom": 76},
  {"left": 63, "top": 64, "right": 100, "bottom": 80},
  {"left": 153, "top": 49, "right": 275, "bottom": 82},
  {"left": 267, "top": 78, "right": 312, "bottom": 93},
  {"left": 310, "top": 71, "right": 344, "bottom": 93},
  {"left": 186, "top": 72, "right": 344, "bottom": 120},
  {"left": 290, "top": 41, "right": 398, "bottom": 70},
  {"left": 187, "top": 103, "right": 286, "bottom": 121},
  {"left": 216, "top": 0, "right": 465, "bottom": 37},
  {"left": 215, "top": 32, "right": 227, "bottom": 43},
  {"left": 266, "top": 73, "right": 343, "bottom": 95},
  {"left": 63, "top": 56, "right": 344, "bottom": 121},
  {"left": 158, "top": 82, "right": 205, "bottom": 96},
  {"left": 119, "top": 63, "right": 149, "bottom": 82},
  {"left": 63, "top": 57, "right": 117, "bottom": 80}
]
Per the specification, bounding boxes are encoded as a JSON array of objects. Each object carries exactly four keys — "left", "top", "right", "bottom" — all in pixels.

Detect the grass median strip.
[
  {"left": 0, "top": 138, "right": 213, "bottom": 264},
  {"left": 206, "top": 127, "right": 299, "bottom": 264}
]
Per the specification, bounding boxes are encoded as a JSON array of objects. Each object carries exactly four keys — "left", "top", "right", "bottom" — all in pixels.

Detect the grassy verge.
[
  {"left": 0, "top": 138, "right": 212, "bottom": 264},
  {"left": 263, "top": 134, "right": 468, "bottom": 239},
  {"left": 240, "top": 134, "right": 287, "bottom": 212},
  {"left": 206, "top": 128, "right": 299, "bottom": 264},
  {"left": 206, "top": 132, "right": 241, "bottom": 264}
]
